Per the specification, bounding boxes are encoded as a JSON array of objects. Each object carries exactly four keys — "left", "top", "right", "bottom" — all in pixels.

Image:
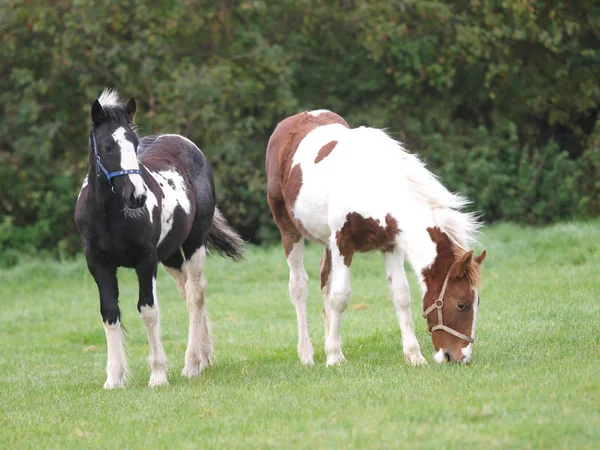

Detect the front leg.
[
  {"left": 137, "top": 257, "right": 168, "bottom": 387},
  {"left": 85, "top": 248, "right": 127, "bottom": 389},
  {"left": 383, "top": 248, "right": 426, "bottom": 365}
]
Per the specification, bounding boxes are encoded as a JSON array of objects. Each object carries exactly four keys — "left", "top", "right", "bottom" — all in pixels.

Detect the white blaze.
[{"left": 111, "top": 126, "right": 146, "bottom": 197}]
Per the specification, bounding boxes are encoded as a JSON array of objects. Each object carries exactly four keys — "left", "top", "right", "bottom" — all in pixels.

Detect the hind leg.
[
  {"left": 325, "top": 237, "right": 352, "bottom": 366},
  {"left": 287, "top": 239, "right": 313, "bottom": 365},
  {"left": 320, "top": 249, "right": 332, "bottom": 341},
  {"left": 383, "top": 247, "right": 427, "bottom": 365},
  {"left": 180, "top": 245, "right": 212, "bottom": 377},
  {"left": 268, "top": 196, "right": 314, "bottom": 365},
  {"left": 162, "top": 250, "right": 187, "bottom": 300}
]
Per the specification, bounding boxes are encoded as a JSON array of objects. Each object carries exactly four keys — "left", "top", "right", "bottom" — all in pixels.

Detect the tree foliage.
[{"left": 1, "top": 0, "right": 599, "bottom": 263}]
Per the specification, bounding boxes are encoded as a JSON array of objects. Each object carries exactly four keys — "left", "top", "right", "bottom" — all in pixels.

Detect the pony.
[
  {"left": 75, "top": 89, "right": 244, "bottom": 388},
  {"left": 266, "top": 110, "right": 486, "bottom": 366}
]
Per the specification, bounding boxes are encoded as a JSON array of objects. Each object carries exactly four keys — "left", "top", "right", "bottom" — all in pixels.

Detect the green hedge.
[{"left": 1, "top": 0, "right": 599, "bottom": 265}]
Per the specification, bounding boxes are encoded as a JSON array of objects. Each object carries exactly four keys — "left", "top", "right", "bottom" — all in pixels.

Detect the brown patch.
[
  {"left": 421, "top": 226, "right": 486, "bottom": 359},
  {"left": 267, "top": 194, "right": 301, "bottom": 257},
  {"left": 265, "top": 111, "right": 349, "bottom": 244},
  {"left": 286, "top": 165, "right": 303, "bottom": 208},
  {"left": 352, "top": 303, "right": 369, "bottom": 310},
  {"left": 320, "top": 248, "right": 332, "bottom": 291},
  {"left": 335, "top": 213, "right": 400, "bottom": 266},
  {"left": 314, "top": 140, "right": 338, "bottom": 163}
]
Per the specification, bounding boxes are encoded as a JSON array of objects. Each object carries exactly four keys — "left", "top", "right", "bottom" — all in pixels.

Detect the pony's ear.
[
  {"left": 450, "top": 250, "right": 474, "bottom": 278},
  {"left": 91, "top": 99, "right": 104, "bottom": 126},
  {"left": 474, "top": 250, "right": 487, "bottom": 265},
  {"left": 125, "top": 96, "right": 136, "bottom": 123}
]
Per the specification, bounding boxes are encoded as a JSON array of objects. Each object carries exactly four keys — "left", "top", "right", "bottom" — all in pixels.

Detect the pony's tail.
[{"left": 207, "top": 207, "right": 245, "bottom": 261}]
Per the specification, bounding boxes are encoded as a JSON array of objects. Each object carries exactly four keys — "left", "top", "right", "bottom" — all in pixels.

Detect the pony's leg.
[
  {"left": 268, "top": 195, "right": 313, "bottom": 364},
  {"left": 287, "top": 239, "right": 313, "bottom": 365},
  {"left": 181, "top": 245, "right": 212, "bottom": 377},
  {"left": 136, "top": 258, "right": 168, "bottom": 387},
  {"left": 85, "top": 248, "right": 127, "bottom": 389},
  {"left": 320, "top": 249, "right": 332, "bottom": 341},
  {"left": 162, "top": 250, "right": 187, "bottom": 301},
  {"left": 325, "top": 238, "right": 352, "bottom": 366},
  {"left": 383, "top": 248, "right": 427, "bottom": 365}
]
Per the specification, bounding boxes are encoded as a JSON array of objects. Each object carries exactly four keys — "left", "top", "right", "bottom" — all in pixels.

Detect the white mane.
[
  {"left": 390, "top": 136, "right": 482, "bottom": 249},
  {"left": 98, "top": 88, "right": 121, "bottom": 108}
]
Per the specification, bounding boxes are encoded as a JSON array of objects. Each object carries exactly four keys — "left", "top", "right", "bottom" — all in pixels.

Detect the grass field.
[{"left": 1, "top": 221, "right": 599, "bottom": 449}]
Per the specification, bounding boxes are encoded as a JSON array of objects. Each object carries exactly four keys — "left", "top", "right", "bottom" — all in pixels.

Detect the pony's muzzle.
[{"left": 127, "top": 191, "right": 147, "bottom": 209}]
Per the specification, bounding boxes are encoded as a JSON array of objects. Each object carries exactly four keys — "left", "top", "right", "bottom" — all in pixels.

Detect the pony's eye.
[{"left": 457, "top": 302, "right": 467, "bottom": 311}]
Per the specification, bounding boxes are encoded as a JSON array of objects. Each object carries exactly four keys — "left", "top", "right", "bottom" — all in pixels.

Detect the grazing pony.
[
  {"left": 75, "top": 90, "right": 244, "bottom": 388},
  {"left": 266, "top": 111, "right": 486, "bottom": 366}
]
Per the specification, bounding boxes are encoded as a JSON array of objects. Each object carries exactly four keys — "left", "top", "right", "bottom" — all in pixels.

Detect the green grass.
[{"left": 1, "top": 221, "right": 599, "bottom": 449}]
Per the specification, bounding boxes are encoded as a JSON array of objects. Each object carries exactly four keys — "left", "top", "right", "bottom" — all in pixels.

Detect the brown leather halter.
[{"left": 422, "top": 264, "right": 476, "bottom": 344}]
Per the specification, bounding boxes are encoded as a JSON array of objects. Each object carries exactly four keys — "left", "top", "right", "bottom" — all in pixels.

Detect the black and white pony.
[{"left": 75, "top": 90, "right": 244, "bottom": 389}]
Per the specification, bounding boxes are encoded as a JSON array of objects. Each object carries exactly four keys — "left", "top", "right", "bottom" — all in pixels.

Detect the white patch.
[
  {"left": 103, "top": 321, "right": 127, "bottom": 389},
  {"left": 146, "top": 168, "right": 191, "bottom": 245},
  {"left": 287, "top": 241, "right": 313, "bottom": 365},
  {"left": 461, "top": 290, "right": 478, "bottom": 362},
  {"left": 433, "top": 348, "right": 446, "bottom": 364},
  {"left": 308, "top": 109, "right": 330, "bottom": 117},
  {"left": 144, "top": 184, "right": 158, "bottom": 224},
  {"left": 471, "top": 291, "right": 479, "bottom": 339},
  {"left": 77, "top": 175, "right": 88, "bottom": 200},
  {"left": 111, "top": 127, "right": 146, "bottom": 198},
  {"left": 462, "top": 343, "right": 473, "bottom": 361},
  {"left": 139, "top": 277, "right": 168, "bottom": 387},
  {"left": 98, "top": 88, "right": 120, "bottom": 107}
]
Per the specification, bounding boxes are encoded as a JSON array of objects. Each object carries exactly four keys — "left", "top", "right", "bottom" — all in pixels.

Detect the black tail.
[{"left": 207, "top": 207, "right": 245, "bottom": 260}]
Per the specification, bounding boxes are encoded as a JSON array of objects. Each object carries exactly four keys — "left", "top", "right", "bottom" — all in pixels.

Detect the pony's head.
[
  {"left": 90, "top": 89, "right": 147, "bottom": 209},
  {"left": 423, "top": 227, "right": 487, "bottom": 364}
]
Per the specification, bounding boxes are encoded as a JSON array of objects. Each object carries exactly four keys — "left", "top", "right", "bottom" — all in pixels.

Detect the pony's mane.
[
  {"left": 96, "top": 88, "right": 137, "bottom": 130},
  {"left": 385, "top": 132, "right": 482, "bottom": 249},
  {"left": 98, "top": 88, "right": 121, "bottom": 108}
]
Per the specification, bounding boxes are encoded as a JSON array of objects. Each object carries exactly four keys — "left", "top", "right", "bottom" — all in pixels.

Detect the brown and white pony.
[{"left": 266, "top": 110, "right": 486, "bottom": 366}]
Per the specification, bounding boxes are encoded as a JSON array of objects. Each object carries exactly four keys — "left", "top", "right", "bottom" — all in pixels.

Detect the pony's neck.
[{"left": 402, "top": 226, "right": 441, "bottom": 296}]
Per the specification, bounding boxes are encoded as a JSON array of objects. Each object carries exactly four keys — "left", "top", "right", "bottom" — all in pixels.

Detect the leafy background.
[{"left": 1, "top": 0, "right": 599, "bottom": 265}]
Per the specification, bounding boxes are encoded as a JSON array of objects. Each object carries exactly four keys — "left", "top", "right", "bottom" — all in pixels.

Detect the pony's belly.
[{"left": 292, "top": 189, "right": 330, "bottom": 244}]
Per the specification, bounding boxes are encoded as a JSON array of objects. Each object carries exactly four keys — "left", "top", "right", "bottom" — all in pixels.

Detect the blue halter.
[{"left": 92, "top": 132, "right": 142, "bottom": 186}]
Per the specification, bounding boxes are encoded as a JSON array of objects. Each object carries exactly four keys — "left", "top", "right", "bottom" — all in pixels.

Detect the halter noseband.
[
  {"left": 422, "top": 263, "right": 476, "bottom": 344},
  {"left": 92, "top": 132, "right": 141, "bottom": 187}
]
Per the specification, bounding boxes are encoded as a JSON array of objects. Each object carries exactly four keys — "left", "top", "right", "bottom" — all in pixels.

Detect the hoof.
[
  {"left": 149, "top": 371, "right": 169, "bottom": 387},
  {"left": 182, "top": 364, "right": 201, "bottom": 378},
  {"left": 298, "top": 340, "right": 315, "bottom": 366},
  {"left": 326, "top": 351, "right": 346, "bottom": 367},
  {"left": 103, "top": 378, "right": 125, "bottom": 389},
  {"left": 405, "top": 352, "right": 428, "bottom": 366}
]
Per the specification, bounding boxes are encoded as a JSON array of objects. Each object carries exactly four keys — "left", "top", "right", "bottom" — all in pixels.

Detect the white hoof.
[
  {"left": 149, "top": 371, "right": 169, "bottom": 387},
  {"left": 298, "top": 339, "right": 315, "bottom": 365},
  {"left": 182, "top": 364, "right": 201, "bottom": 378},
  {"left": 103, "top": 378, "right": 125, "bottom": 389},
  {"left": 405, "top": 352, "right": 428, "bottom": 366},
  {"left": 326, "top": 350, "right": 346, "bottom": 367}
]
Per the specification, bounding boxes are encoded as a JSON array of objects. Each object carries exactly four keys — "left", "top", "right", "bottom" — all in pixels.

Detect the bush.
[{"left": 1, "top": 0, "right": 599, "bottom": 264}]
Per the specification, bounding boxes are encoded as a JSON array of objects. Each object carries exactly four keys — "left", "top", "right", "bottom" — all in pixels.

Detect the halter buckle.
[{"left": 434, "top": 299, "right": 444, "bottom": 309}]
